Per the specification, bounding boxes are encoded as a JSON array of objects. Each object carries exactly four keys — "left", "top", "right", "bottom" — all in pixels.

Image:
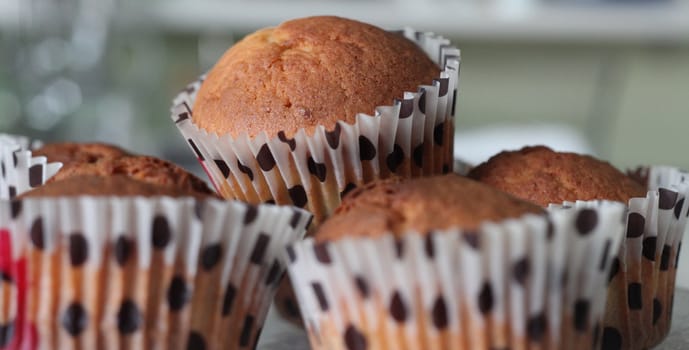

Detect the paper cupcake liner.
[
  {"left": 284, "top": 202, "right": 626, "bottom": 350},
  {"left": 550, "top": 165, "right": 689, "bottom": 350},
  {"left": 170, "top": 29, "right": 461, "bottom": 227},
  {"left": 0, "top": 197, "right": 311, "bottom": 350},
  {"left": 0, "top": 138, "right": 62, "bottom": 200},
  {"left": 0, "top": 134, "right": 42, "bottom": 152}
]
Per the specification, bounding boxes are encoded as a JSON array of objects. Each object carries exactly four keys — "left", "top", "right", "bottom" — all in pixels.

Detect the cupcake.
[
  {"left": 170, "top": 16, "right": 461, "bottom": 324},
  {"left": 0, "top": 137, "right": 61, "bottom": 200},
  {"left": 32, "top": 142, "right": 215, "bottom": 197},
  {"left": 468, "top": 145, "right": 689, "bottom": 349},
  {"left": 0, "top": 174, "right": 311, "bottom": 349},
  {"left": 171, "top": 15, "right": 460, "bottom": 224},
  {"left": 285, "top": 174, "right": 626, "bottom": 349}
]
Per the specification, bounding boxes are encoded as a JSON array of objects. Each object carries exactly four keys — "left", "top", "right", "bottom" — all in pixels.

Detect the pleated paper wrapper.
[
  {"left": 170, "top": 29, "right": 461, "bottom": 227},
  {"left": 284, "top": 202, "right": 626, "bottom": 350},
  {"left": 0, "top": 197, "right": 311, "bottom": 350},
  {"left": 0, "top": 136, "right": 61, "bottom": 200},
  {"left": 550, "top": 165, "right": 689, "bottom": 350}
]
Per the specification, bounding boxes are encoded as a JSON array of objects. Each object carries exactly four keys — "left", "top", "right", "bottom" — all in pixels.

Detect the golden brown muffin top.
[
  {"left": 49, "top": 155, "right": 216, "bottom": 196},
  {"left": 193, "top": 16, "right": 440, "bottom": 138},
  {"left": 20, "top": 175, "right": 211, "bottom": 198},
  {"left": 33, "top": 142, "right": 130, "bottom": 166},
  {"left": 315, "top": 174, "right": 543, "bottom": 241},
  {"left": 468, "top": 145, "right": 647, "bottom": 207}
]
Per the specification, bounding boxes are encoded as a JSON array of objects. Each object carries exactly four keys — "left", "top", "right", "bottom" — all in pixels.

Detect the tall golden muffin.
[
  {"left": 193, "top": 16, "right": 439, "bottom": 138},
  {"left": 173, "top": 16, "right": 459, "bottom": 327}
]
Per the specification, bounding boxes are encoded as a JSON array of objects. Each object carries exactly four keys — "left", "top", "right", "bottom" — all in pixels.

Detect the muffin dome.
[
  {"left": 193, "top": 15, "right": 440, "bottom": 138},
  {"left": 20, "top": 175, "right": 211, "bottom": 198},
  {"left": 315, "top": 174, "right": 543, "bottom": 241},
  {"left": 468, "top": 145, "right": 647, "bottom": 207},
  {"left": 49, "top": 155, "right": 215, "bottom": 196}
]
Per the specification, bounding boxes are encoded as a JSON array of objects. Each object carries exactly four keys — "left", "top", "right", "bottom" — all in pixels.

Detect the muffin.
[
  {"left": 316, "top": 174, "right": 543, "bottom": 240},
  {"left": 171, "top": 16, "right": 461, "bottom": 325},
  {"left": 0, "top": 175, "right": 311, "bottom": 349},
  {"left": 285, "top": 174, "right": 627, "bottom": 350},
  {"left": 172, "top": 15, "right": 460, "bottom": 223},
  {"left": 467, "top": 145, "right": 646, "bottom": 206},
  {"left": 32, "top": 142, "right": 130, "bottom": 166},
  {"left": 32, "top": 142, "right": 215, "bottom": 197},
  {"left": 469, "top": 146, "right": 689, "bottom": 349},
  {"left": 193, "top": 16, "right": 439, "bottom": 139}
]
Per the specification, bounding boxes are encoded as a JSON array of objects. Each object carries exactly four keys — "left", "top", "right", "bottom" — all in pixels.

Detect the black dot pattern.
[
  {"left": 642, "top": 237, "right": 657, "bottom": 261},
  {"left": 627, "top": 283, "right": 642, "bottom": 310},
  {"left": 239, "top": 315, "right": 254, "bottom": 347},
  {"left": 114, "top": 236, "right": 132, "bottom": 266},
  {"left": 256, "top": 144, "right": 276, "bottom": 171},
  {"left": 151, "top": 215, "right": 172, "bottom": 249},
  {"left": 313, "top": 243, "right": 332, "bottom": 264},
  {"left": 344, "top": 325, "right": 367, "bottom": 350},
  {"left": 358, "top": 136, "right": 376, "bottom": 161},
  {"left": 312, "top": 282, "right": 329, "bottom": 311},
  {"left": 186, "top": 331, "right": 206, "bottom": 350},
  {"left": 626, "top": 212, "right": 645, "bottom": 238},
  {"left": 277, "top": 131, "right": 297, "bottom": 151},
  {"left": 243, "top": 205, "right": 258, "bottom": 225},
  {"left": 389, "top": 291, "right": 408, "bottom": 322},
  {"left": 222, "top": 283, "right": 237, "bottom": 316},
  {"left": 237, "top": 160, "right": 254, "bottom": 181},
  {"left": 386, "top": 145, "right": 404, "bottom": 172},
  {"left": 288, "top": 185, "right": 308, "bottom": 208},
  {"left": 214, "top": 159, "right": 231, "bottom": 178},
  {"left": 265, "top": 259, "right": 282, "bottom": 286},
  {"left": 573, "top": 299, "right": 590, "bottom": 332},
  {"left": 653, "top": 298, "right": 663, "bottom": 325},
  {"left": 432, "top": 296, "right": 448, "bottom": 329},
  {"left": 478, "top": 282, "right": 494, "bottom": 314},
  {"left": 601, "top": 327, "right": 622, "bottom": 350},
  {"left": 69, "top": 233, "right": 89, "bottom": 266},
  {"left": 117, "top": 299, "right": 142, "bottom": 334},
  {"left": 30, "top": 217, "right": 45, "bottom": 249},
  {"left": 307, "top": 156, "right": 327, "bottom": 182},
  {"left": 412, "top": 143, "right": 424, "bottom": 168},
  {"left": 62, "top": 302, "right": 88, "bottom": 336},
  {"left": 0, "top": 322, "right": 13, "bottom": 347},
  {"left": 513, "top": 257, "right": 530, "bottom": 285},
  {"left": 527, "top": 313, "right": 547, "bottom": 341},
  {"left": 325, "top": 123, "right": 341, "bottom": 149},
  {"left": 168, "top": 276, "right": 189, "bottom": 312},
  {"left": 575, "top": 209, "right": 598, "bottom": 235}
]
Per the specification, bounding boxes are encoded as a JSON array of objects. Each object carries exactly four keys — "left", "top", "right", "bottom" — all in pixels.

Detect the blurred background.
[{"left": 0, "top": 0, "right": 688, "bottom": 287}]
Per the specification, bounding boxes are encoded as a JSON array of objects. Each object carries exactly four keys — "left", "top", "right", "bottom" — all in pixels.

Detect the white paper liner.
[
  {"left": 170, "top": 29, "right": 461, "bottom": 227},
  {"left": 0, "top": 197, "right": 311, "bottom": 349},
  {"left": 0, "top": 138, "right": 62, "bottom": 200},
  {"left": 550, "top": 165, "right": 689, "bottom": 349},
  {"left": 284, "top": 202, "right": 625, "bottom": 350},
  {"left": 0, "top": 134, "right": 42, "bottom": 152}
]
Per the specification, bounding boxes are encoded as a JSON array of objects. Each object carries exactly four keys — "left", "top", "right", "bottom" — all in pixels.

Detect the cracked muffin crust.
[
  {"left": 314, "top": 174, "right": 544, "bottom": 241},
  {"left": 19, "top": 174, "right": 212, "bottom": 198},
  {"left": 193, "top": 15, "right": 440, "bottom": 138},
  {"left": 468, "top": 146, "right": 647, "bottom": 207}
]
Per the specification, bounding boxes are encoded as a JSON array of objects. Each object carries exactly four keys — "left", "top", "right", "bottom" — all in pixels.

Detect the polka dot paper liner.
[
  {"left": 0, "top": 136, "right": 62, "bottom": 200},
  {"left": 170, "top": 29, "right": 460, "bottom": 228},
  {"left": 551, "top": 165, "right": 689, "bottom": 350},
  {"left": 0, "top": 196, "right": 311, "bottom": 349},
  {"left": 284, "top": 202, "right": 626, "bottom": 350}
]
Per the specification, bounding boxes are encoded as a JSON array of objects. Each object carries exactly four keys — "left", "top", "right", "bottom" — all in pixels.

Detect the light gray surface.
[{"left": 257, "top": 288, "right": 689, "bottom": 349}]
